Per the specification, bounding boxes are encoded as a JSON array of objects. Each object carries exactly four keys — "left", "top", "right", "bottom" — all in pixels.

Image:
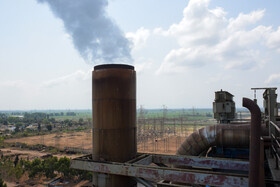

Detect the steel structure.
[
  {"left": 71, "top": 153, "right": 249, "bottom": 187},
  {"left": 70, "top": 63, "right": 280, "bottom": 186},
  {"left": 251, "top": 87, "right": 280, "bottom": 184}
]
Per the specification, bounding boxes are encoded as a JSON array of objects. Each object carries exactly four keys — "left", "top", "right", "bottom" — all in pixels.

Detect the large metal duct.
[
  {"left": 177, "top": 122, "right": 268, "bottom": 156},
  {"left": 176, "top": 123, "right": 251, "bottom": 156},
  {"left": 243, "top": 97, "right": 261, "bottom": 187},
  {"left": 92, "top": 64, "right": 137, "bottom": 187}
]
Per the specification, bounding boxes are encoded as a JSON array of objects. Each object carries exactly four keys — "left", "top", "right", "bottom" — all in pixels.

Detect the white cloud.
[
  {"left": 228, "top": 10, "right": 265, "bottom": 31},
  {"left": 154, "top": 0, "right": 279, "bottom": 74},
  {"left": 166, "top": 0, "right": 227, "bottom": 48},
  {"left": 156, "top": 47, "right": 209, "bottom": 74},
  {"left": 266, "top": 26, "right": 280, "bottom": 52},
  {"left": 43, "top": 70, "right": 91, "bottom": 88},
  {"left": 225, "top": 60, "right": 255, "bottom": 70},
  {"left": 134, "top": 58, "right": 153, "bottom": 73},
  {"left": 126, "top": 27, "right": 150, "bottom": 50},
  {"left": 265, "top": 74, "right": 280, "bottom": 84}
]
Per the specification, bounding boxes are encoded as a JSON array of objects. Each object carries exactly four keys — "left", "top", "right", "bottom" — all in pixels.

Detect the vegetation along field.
[{"left": 0, "top": 107, "right": 250, "bottom": 185}]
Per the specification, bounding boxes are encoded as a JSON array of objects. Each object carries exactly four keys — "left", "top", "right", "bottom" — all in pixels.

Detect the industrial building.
[{"left": 70, "top": 64, "right": 280, "bottom": 186}]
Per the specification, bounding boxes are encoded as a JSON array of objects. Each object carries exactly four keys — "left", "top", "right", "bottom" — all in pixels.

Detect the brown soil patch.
[
  {"left": 5, "top": 131, "right": 92, "bottom": 150},
  {"left": 5, "top": 131, "right": 193, "bottom": 155}
]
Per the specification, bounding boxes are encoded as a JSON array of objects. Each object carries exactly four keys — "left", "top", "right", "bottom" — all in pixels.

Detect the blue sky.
[{"left": 0, "top": 0, "right": 279, "bottom": 110}]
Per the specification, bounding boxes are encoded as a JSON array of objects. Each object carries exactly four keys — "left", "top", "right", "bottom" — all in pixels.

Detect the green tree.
[
  {"left": 15, "top": 122, "right": 23, "bottom": 127},
  {"left": 28, "top": 158, "right": 43, "bottom": 178},
  {"left": 46, "top": 124, "right": 52, "bottom": 131},
  {"left": 42, "top": 157, "right": 58, "bottom": 178},
  {"left": 0, "top": 177, "right": 7, "bottom": 187},
  {"left": 76, "top": 170, "right": 92, "bottom": 181},
  {"left": 38, "top": 123, "right": 41, "bottom": 132},
  {"left": 64, "top": 119, "right": 73, "bottom": 127},
  {"left": 23, "top": 160, "right": 32, "bottom": 171},
  {"left": 0, "top": 136, "right": 4, "bottom": 147},
  {"left": 57, "top": 157, "right": 76, "bottom": 178},
  {"left": 43, "top": 119, "right": 49, "bottom": 125},
  {"left": 8, "top": 117, "right": 19, "bottom": 123},
  {"left": 14, "top": 163, "right": 24, "bottom": 180},
  {"left": 14, "top": 125, "right": 20, "bottom": 133},
  {"left": 49, "top": 118, "right": 56, "bottom": 123}
]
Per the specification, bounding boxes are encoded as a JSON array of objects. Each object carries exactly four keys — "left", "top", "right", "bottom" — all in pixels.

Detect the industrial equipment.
[
  {"left": 70, "top": 65, "right": 280, "bottom": 186},
  {"left": 92, "top": 64, "right": 136, "bottom": 186},
  {"left": 213, "top": 90, "right": 236, "bottom": 123}
]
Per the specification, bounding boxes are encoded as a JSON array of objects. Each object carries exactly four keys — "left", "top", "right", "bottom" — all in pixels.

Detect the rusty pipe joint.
[{"left": 242, "top": 97, "right": 261, "bottom": 187}]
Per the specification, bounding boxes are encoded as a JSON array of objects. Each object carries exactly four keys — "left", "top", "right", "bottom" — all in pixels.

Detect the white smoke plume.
[{"left": 37, "top": 0, "right": 132, "bottom": 64}]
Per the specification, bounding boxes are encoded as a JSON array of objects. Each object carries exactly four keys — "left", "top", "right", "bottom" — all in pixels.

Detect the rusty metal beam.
[
  {"left": 133, "top": 155, "right": 152, "bottom": 165},
  {"left": 71, "top": 158, "right": 248, "bottom": 186},
  {"left": 126, "top": 153, "right": 148, "bottom": 163},
  {"left": 126, "top": 154, "right": 249, "bottom": 171},
  {"left": 151, "top": 154, "right": 249, "bottom": 171}
]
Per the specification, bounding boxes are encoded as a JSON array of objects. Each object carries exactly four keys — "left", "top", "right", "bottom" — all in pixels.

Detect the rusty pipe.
[
  {"left": 176, "top": 122, "right": 268, "bottom": 156},
  {"left": 243, "top": 97, "right": 261, "bottom": 187}
]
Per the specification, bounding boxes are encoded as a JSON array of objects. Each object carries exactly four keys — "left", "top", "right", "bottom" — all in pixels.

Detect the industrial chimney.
[{"left": 92, "top": 64, "right": 137, "bottom": 186}]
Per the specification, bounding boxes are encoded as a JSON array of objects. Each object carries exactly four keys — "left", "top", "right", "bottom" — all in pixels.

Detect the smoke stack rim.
[{"left": 94, "top": 64, "right": 134, "bottom": 70}]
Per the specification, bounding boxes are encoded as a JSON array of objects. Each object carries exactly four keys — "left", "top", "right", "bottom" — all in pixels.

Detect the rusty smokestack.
[{"left": 92, "top": 64, "right": 137, "bottom": 186}]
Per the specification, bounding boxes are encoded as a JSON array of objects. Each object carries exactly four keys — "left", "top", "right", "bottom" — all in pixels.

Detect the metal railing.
[{"left": 269, "top": 121, "right": 280, "bottom": 169}]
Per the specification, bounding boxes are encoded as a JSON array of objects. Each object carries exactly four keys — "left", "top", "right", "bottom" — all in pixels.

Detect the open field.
[
  {"left": 137, "top": 134, "right": 191, "bottom": 154},
  {"left": 5, "top": 130, "right": 195, "bottom": 155},
  {"left": 5, "top": 131, "right": 92, "bottom": 150}
]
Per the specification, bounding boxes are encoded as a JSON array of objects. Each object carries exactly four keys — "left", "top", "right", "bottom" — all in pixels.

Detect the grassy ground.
[
  {"left": 52, "top": 112, "right": 92, "bottom": 121},
  {"left": 51, "top": 109, "right": 214, "bottom": 121}
]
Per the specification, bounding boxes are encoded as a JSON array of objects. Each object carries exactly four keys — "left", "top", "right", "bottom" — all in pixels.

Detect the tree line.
[{"left": 0, "top": 155, "right": 92, "bottom": 182}]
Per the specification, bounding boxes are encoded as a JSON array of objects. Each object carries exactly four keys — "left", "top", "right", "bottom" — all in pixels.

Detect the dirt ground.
[
  {"left": 5, "top": 131, "right": 92, "bottom": 150},
  {"left": 5, "top": 131, "right": 192, "bottom": 155},
  {"left": 2, "top": 131, "right": 193, "bottom": 186}
]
